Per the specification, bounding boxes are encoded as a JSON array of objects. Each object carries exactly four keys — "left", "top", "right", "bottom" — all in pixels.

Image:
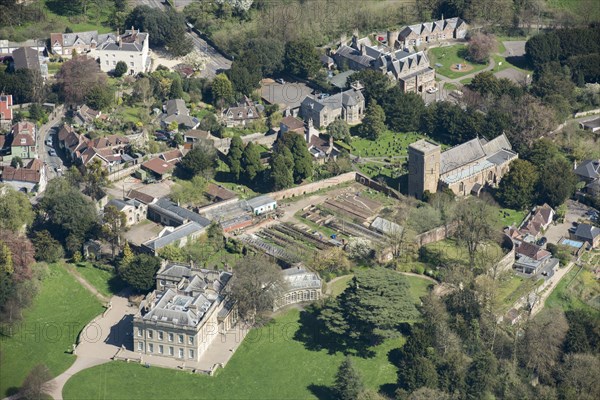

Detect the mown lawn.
[
  {"left": 429, "top": 45, "right": 489, "bottom": 79},
  {"left": 63, "top": 308, "right": 406, "bottom": 400},
  {"left": 67, "top": 262, "right": 125, "bottom": 298},
  {"left": 0, "top": 264, "right": 103, "bottom": 397},
  {"left": 63, "top": 274, "right": 433, "bottom": 399}
]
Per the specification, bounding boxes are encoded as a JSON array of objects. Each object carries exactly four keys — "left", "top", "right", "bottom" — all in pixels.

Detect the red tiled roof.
[
  {"left": 2, "top": 159, "right": 43, "bottom": 183},
  {"left": 0, "top": 95, "right": 13, "bottom": 121},
  {"left": 126, "top": 189, "right": 156, "bottom": 205},
  {"left": 142, "top": 157, "right": 176, "bottom": 176},
  {"left": 280, "top": 116, "right": 305, "bottom": 131}
]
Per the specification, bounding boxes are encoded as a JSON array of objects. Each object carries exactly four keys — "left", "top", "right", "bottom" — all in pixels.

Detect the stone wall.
[
  {"left": 414, "top": 222, "right": 458, "bottom": 248},
  {"left": 269, "top": 171, "right": 356, "bottom": 200},
  {"left": 355, "top": 173, "right": 404, "bottom": 199}
]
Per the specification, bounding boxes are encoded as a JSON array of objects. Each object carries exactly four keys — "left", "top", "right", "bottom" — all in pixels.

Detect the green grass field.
[
  {"left": 495, "top": 274, "right": 544, "bottom": 313},
  {"left": 63, "top": 274, "right": 433, "bottom": 399},
  {"left": 0, "top": 264, "right": 103, "bottom": 397},
  {"left": 545, "top": 253, "right": 600, "bottom": 314},
  {"left": 429, "top": 45, "right": 489, "bottom": 79},
  {"left": 67, "top": 262, "right": 125, "bottom": 298}
]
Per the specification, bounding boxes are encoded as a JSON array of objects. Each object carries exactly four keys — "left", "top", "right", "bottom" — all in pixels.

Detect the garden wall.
[
  {"left": 414, "top": 222, "right": 458, "bottom": 248},
  {"left": 270, "top": 172, "right": 356, "bottom": 200},
  {"left": 355, "top": 173, "right": 403, "bottom": 200}
]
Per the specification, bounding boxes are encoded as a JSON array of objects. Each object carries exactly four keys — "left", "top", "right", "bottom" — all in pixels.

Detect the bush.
[
  {"left": 412, "top": 264, "right": 425, "bottom": 275},
  {"left": 114, "top": 61, "right": 128, "bottom": 77}
]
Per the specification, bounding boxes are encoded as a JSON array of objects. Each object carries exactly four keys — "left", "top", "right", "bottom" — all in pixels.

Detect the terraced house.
[
  {"left": 6, "top": 121, "right": 36, "bottom": 162},
  {"left": 134, "top": 264, "right": 237, "bottom": 362},
  {"left": 397, "top": 16, "right": 468, "bottom": 48}
]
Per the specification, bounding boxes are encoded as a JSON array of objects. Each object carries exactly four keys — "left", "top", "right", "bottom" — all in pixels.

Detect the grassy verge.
[
  {"left": 429, "top": 45, "right": 489, "bottom": 79},
  {"left": 496, "top": 275, "right": 544, "bottom": 314},
  {"left": 0, "top": 264, "right": 103, "bottom": 397}
]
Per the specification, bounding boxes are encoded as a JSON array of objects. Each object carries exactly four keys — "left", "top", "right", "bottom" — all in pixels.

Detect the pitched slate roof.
[
  {"left": 280, "top": 116, "right": 305, "bottom": 132},
  {"left": 97, "top": 29, "right": 147, "bottom": 52},
  {"left": 440, "top": 138, "right": 486, "bottom": 174},
  {"left": 143, "top": 221, "right": 206, "bottom": 251},
  {"left": 12, "top": 47, "right": 41, "bottom": 71},
  {"left": 515, "top": 241, "right": 550, "bottom": 261},
  {"left": 574, "top": 223, "right": 600, "bottom": 241},
  {"left": 126, "top": 189, "right": 156, "bottom": 205},
  {"left": 574, "top": 160, "right": 600, "bottom": 180}
]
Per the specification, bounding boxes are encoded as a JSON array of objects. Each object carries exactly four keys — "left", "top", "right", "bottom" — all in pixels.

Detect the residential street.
[{"left": 36, "top": 108, "right": 65, "bottom": 180}]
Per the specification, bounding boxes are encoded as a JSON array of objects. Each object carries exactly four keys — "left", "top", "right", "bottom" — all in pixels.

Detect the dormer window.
[{"left": 20, "top": 138, "right": 26, "bottom": 145}]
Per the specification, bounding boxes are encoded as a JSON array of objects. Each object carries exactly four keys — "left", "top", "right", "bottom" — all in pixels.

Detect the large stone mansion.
[
  {"left": 408, "top": 134, "right": 518, "bottom": 199},
  {"left": 133, "top": 263, "right": 237, "bottom": 362}
]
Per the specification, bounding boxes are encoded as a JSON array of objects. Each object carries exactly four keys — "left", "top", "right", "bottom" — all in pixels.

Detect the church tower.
[{"left": 408, "top": 140, "right": 441, "bottom": 199}]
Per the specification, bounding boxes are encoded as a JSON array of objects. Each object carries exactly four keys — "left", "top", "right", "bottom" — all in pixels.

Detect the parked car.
[
  {"left": 48, "top": 149, "right": 56, "bottom": 156},
  {"left": 275, "top": 78, "right": 285, "bottom": 84},
  {"left": 154, "top": 133, "right": 168, "bottom": 141},
  {"left": 427, "top": 87, "right": 439, "bottom": 94},
  {"left": 45, "top": 138, "right": 53, "bottom": 146},
  {"left": 537, "top": 237, "right": 548, "bottom": 246}
]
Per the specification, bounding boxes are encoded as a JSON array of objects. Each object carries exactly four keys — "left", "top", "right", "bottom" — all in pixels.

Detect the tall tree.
[
  {"left": 383, "top": 87, "right": 426, "bottom": 132},
  {"left": 454, "top": 198, "right": 496, "bottom": 269},
  {"left": 359, "top": 100, "right": 386, "bottom": 140},
  {"left": 19, "top": 364, "right": 55, "bottom": 400},
  {"left": 0, "top": 188, "right": 34, "bottom": 232},
  {"left": 467, "top": 32, "right": 497, "bottom": 64},
  {"left": 284, "top": 39, "right": 320, "bottom": 79},
  {"left": 227, "top": 255, "right": 286, "bottom": 323},
  {"left": 334, "top": 357, "right": 365, "bottom": 400},
  {"left": 496, "top": 159, "right": 539, "bottom": 211},
  {"left": 101, "top": 205, "right": 127, "bottom": 259},
  {"left": 519, "top": 308, "right": 568, "bottom": 383},
  {"left": 39, "top": 178, "right": 98, "bottom": 248},
  {"left": 118, "top": 253, "right": 161, "bottom": 292},
  {"left": 227, "top": 135, "right": 244, "bottom": 181},
  {"left": 31, "top": 230, "right": 64, "bottom": 263},
  {"left": 319, "top": 268, "right": 418, "bottom": 347},
  {"left": 178, "top": 140, "right": 217, "bottom": 179},
  {"left": 537, "top": 155, "right": 578, "bottom": 208},
  {"left": 241, "top": 142, "right": 263, "bottom": 184},
  {"left": 327, "top": 119, "right": 351, "bottom": 143},
  {"left": 211, "top": 73, "right": 234, "bottom": 107},
  {"left": 55, "top": 56, "right": 105, "bottom": 105},
  {"left": 81, "top": 158, "right": 108, "bottom": 199},
  {"left": 269, "top": 151, "right": 293, "bottom": 190},
  {"left": 169, "top": 75, "right": 184, "bottom": 99},
  {"left": 283, "top": 132, "right": 313, "bottom": 183}
]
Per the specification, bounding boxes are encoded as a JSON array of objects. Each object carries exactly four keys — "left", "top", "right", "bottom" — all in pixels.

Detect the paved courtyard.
[
  {"left": 544, "top": 200, "right": 593, "bottom": 245},
  {"left": 494, "top": 67, "right": 529, "bottom": 84},
  {"left": 502, "top": 41, "right": 526, "bottom": 57}
]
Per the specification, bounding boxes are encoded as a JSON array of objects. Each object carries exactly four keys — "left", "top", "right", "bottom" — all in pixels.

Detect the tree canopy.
[
  {"left": 118, "top": 253, "right": 161, "bottom": 292},
  {"left": 319, "top": 268, "right": 418, "bottom": 348},
  {"left": 0, "top": 188, "right": 34, "bottom": 232},
  {"left": 284, "top": 39, "right": 320, "bottom": 79},
  {"left": 496, "top": 159, "right": 539, "bottom": 211}
]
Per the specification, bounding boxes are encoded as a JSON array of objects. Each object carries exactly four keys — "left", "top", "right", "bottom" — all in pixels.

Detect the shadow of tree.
[
  {"left": 505, "top": 56, "right": 529, "bottom": 70},
  {"left": 308, "top": 384, "right": 337, "bottom": 400},
  {"left": 293, "top": 304, "right": 376, "bottom": 358}
]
